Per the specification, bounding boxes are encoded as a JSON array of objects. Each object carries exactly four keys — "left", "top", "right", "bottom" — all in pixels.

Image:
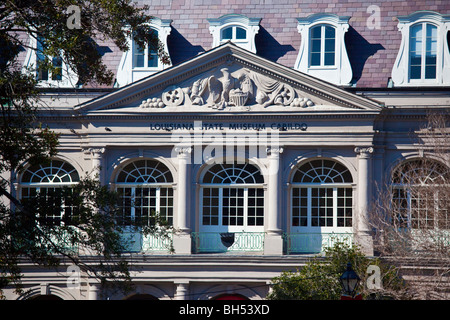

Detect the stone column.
[
  {"left": 264, "top": 147, "right": 284, "bottom": 255},
  {"left": 88, "top": 148, "right": 105, "bottom": 182},
  {"left": 173, "top": 146, "right": 192, "bottom": 254},
  {"left": 174, "top": 281, "right": 189, "bottom": 300},
  {"left": 88, "top": 284, "right": 100, "bottom": 300},
  {"left": 354, "top": 146, "right": 374, "bottom": 256}
]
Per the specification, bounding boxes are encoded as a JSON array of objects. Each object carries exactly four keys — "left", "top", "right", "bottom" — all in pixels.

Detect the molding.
[{"left": 294, "top": 13, "right": 353, "bottom": 86}]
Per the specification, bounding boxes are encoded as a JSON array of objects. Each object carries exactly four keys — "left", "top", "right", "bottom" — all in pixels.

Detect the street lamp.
[{"left": 339, "top": 263, "right": 361, "bottom": 299}]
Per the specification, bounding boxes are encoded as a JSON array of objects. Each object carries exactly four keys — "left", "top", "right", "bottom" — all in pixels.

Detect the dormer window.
[
  {"left": 132, "top": 30, "right": 159, "bottom": 68},
  {"left": 392, "top": 11, "right": 450, "bottom": 87},
  {"left": 23, "top": 35, "right": 78, "bottom": 88},
  {"left": 208, "top": 14, "right": 261, "bottom": 53},
  {"left": 294, "top": 14, "right": 352, "bottom": 86},
  {"left": 116, "top": 18, "right": 172, "bottom": 87}
]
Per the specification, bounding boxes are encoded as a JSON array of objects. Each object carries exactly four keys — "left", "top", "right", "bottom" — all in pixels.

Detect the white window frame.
[
  {"left": 115, "top": 159, "right": 174, "bottom": 226},
  {"left": 199, "top": 163, "right": 265, "bottom": 233},
  {"left": 20, "top": 160, "right": 80, "bottom": 225},
  {"left": 116, "top": 18, "right": 172, "bottom": 87},
  {"left": 208, "top": 14, "right": 261, "bottom": 53},
  {"left": 392, "top": 11, "right": 450, "bottom": 87},
  {"left": 294, "top": 13, "right": 353, "bottom": 86},
  {"left": 290, "top": 159, "right": 354, "bottom": 234},
  {"left": 22, "top": 35, "right": 79, "bottom": 88},
  {"left": 391, "top": 160, "right": 450, "bottom": 230}
]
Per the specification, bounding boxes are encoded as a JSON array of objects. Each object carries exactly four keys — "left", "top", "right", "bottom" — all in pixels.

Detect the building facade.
[{"left": 4, "top": 1, "right": 450, "bottom": 300}]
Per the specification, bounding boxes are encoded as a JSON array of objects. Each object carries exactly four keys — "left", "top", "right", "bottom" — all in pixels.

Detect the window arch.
[
  {"left": 291, "top": 159, "right": 353, "bottom": 230},
  {"left": 115, "top": 159, "right": 174, "bottom": 226},
  {"left": 309, "top": 24, "right": 336, "bottom": 67},
  {"left": 20, "top": 160, "right": 80, "bottom": 225},
  {"left": 200, "top": 162, "right": 264, "bottom": 231},
  {"left": 391, "top": 159, "right": 450, "bottom": 229},
  {"left": 409, "top": 22, "right": 438, "bottom": 81}
]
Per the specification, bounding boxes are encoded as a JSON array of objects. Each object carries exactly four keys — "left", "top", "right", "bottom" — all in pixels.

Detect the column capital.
[
  {"left": 175, "top": 146, "right": 192, "bottom": 157},
  {"left": 354, "top": 146, "right": 374, "bottom": 158},
  {"left": 83, "top": 147, "right": 106, "bottom": 157},
  {"left": 266, "top": 147, "right": 284, "bottom": 156}
]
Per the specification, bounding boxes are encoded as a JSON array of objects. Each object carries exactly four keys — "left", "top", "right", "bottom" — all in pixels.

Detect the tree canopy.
[{"left": 0, "top": 0, "right": 169, "bottom": 297}]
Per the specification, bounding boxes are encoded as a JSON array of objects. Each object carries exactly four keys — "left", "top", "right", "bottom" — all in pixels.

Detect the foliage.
[
  {"left": 267, "top": 242, "right": 410, "bottom": 300},
  {"left": 0, "top": 0, "right": 170, "bottom": 297}
]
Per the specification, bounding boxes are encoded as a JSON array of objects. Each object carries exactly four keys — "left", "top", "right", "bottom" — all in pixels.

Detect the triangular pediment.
[{"left": 75, "top": 42, "right": 383, "bottom": 114}]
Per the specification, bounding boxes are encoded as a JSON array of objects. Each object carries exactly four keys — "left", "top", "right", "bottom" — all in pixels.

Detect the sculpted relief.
[{"left": 139, "top": 65, "right": 315, "bottom": 110}]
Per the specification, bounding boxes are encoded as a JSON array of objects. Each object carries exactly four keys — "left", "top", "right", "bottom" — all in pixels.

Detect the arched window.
[
  {"left": 291, "top": 159, "right": 353, "bottom": 230},
  {"left": 309, "top": 24, "right": 336, "bottom": 67},
  {"left": 200, "top": 162, "right": 264, "bottom": 231},
  {"left": 20, "top": 160, "right": 80, "bottom": 225},
  {"left": 115, "top": 159, "right": 173, "bottom": 226},
  {"left": 409, "top": 23, "right": 437, "bottom": 81},
  {"left": 391, "top": 159, "right": 450, "bottom": 229}
]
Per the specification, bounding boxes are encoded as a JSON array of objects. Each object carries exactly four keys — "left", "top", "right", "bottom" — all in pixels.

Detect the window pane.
[
  {"left": 324, "top": 26, "right": 335, "bottom": 39},
  {"left": 222, "top": 27, "right": 232, "bottom": 40},
  {"left": 311, "top": 39, "right": 321, "bottom": 53},
  {"left": 425, "top": 24, "right": 437, "bottom": 79},
  {"left": 133, "top": 44, "right": 145, "bottom": 68},
  {"left": 236, "top": 27, "right": 247, "bottom": 40},
  {"left": 324, "top": 52, "right": 335, "bottom": 66},
  {"left": 51, "top": 56, "right": 62, "bottom": 81},
  {"left": 148, "top": 51, "right": 158, "bottom": 68},
  {"left": 310, "top": 26, "right": 321, "bottom": 39},
  {"left": 310, "top": 52, "right": 320, "bottom": 66}
]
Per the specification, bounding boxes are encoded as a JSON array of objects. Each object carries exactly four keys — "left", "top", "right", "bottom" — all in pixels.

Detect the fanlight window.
[
  {"left": 292, "top": 159, "right": 353, "bottom": 184},
  {"left": 291, "top": 159, "right": 353, "bottom": 229},
  {"left": 116, "top": 160, "right": 173, "bottom": 226},
  {"left": 202, "top": 163, "right": 264, "bottom": 184},
  {"left": 391, "top": 160, "right": 450, "bottom": 229},
  {"left": 201, "top": 162, "right": 264, "bottom": 230},
  {"left": 20, "top": 160, "right": 80, "bottom": 225}
]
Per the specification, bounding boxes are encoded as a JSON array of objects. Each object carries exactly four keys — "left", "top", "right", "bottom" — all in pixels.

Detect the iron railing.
[
  {"left": 120, "top": 231, "right": 173, "bottom": 253},
  {"left": 283, "top": 232, "right": 353, "bottom": 254},
  {"left": 191, "top": 232, "right": 265, "bottom": 253}
]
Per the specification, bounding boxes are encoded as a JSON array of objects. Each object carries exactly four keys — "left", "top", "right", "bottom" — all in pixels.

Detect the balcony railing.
[
  {"left": 120, "top": 231, "right": 173, "bottom": 253},
  {"left": 284, "top": 232, "right": 353, "bottom": 254},
  {"left": 191, "top": 232, "right": 265, "bottom": 253}
]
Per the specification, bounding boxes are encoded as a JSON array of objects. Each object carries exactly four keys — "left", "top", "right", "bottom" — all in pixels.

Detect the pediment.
[{"left": 75, "top": 42, "right": 383, "bottom": 114}]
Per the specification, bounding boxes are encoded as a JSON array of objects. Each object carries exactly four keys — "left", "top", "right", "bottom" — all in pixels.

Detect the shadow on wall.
[
  {"left": 167, "top": 27, "right": 205, "bottom": 66},
  {"left": 255, "top": 26, "right": 295, "bottom": 62},
  {"left": 345, "top": 26, "right": 384, "bottom": 85}
]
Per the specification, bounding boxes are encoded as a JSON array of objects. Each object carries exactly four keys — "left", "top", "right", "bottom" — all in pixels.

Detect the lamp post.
[{"left": 339, "top": 263, "right": 362, "bottom": 300}]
